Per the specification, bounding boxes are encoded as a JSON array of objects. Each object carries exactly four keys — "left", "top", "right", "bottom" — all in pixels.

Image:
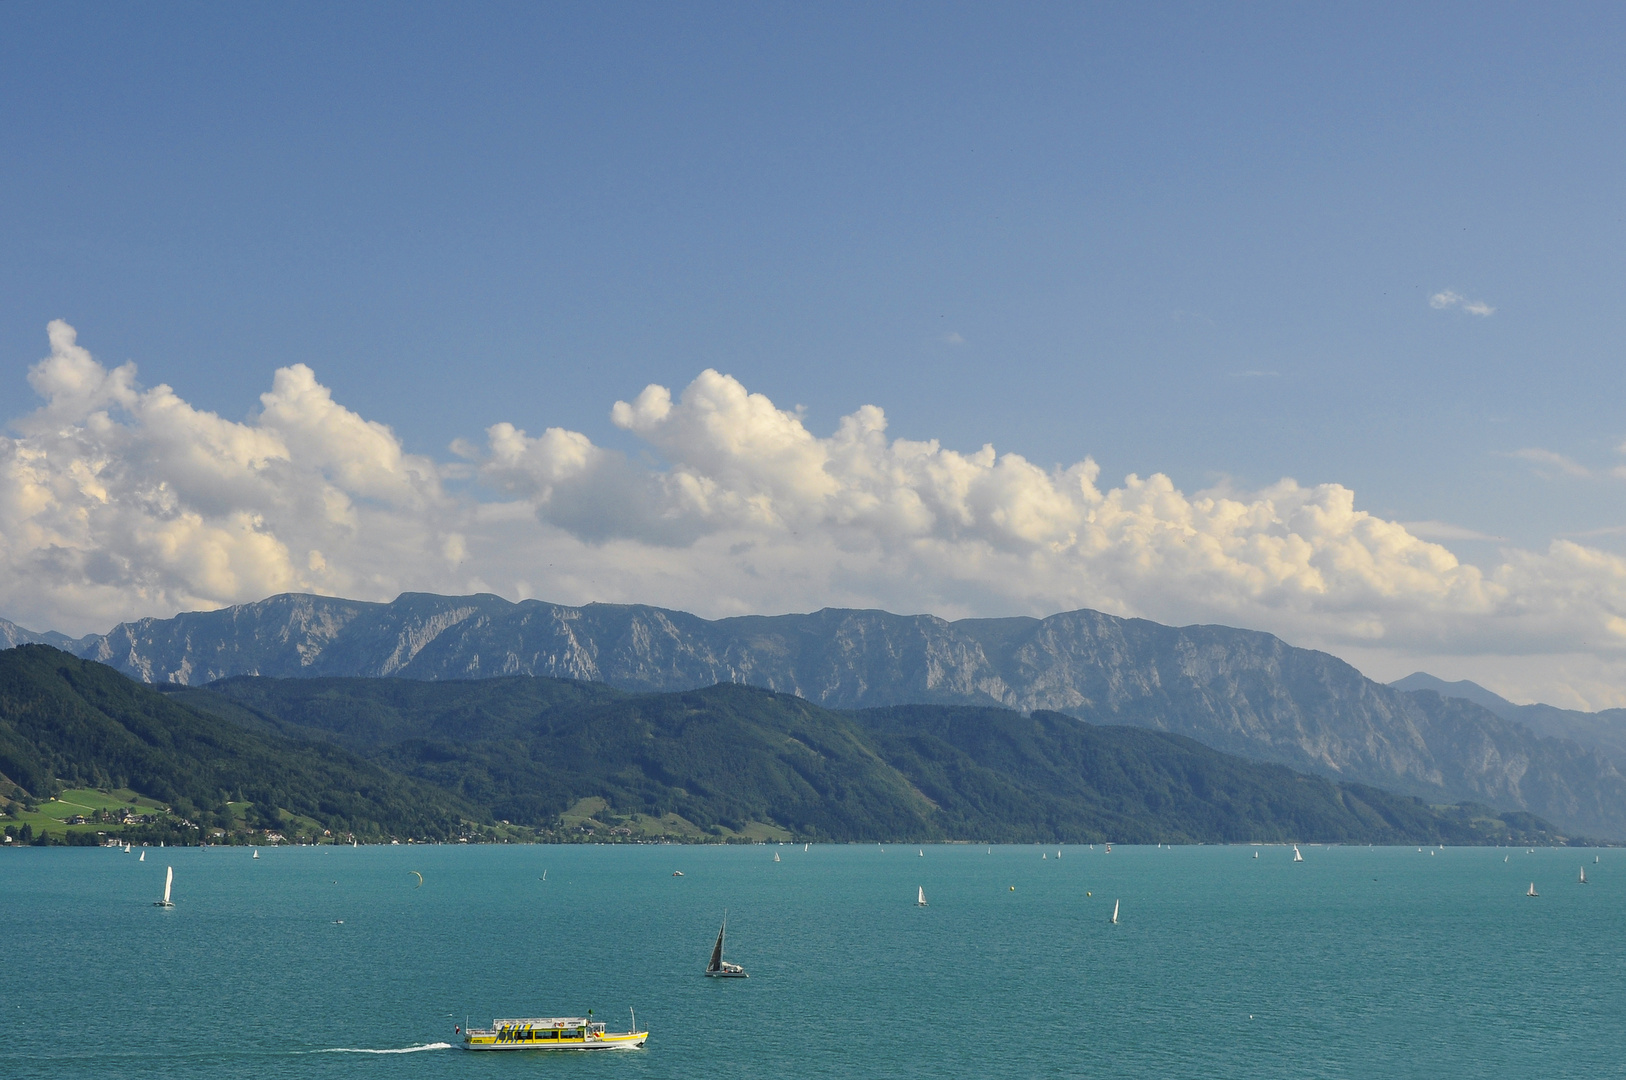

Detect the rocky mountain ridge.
[
  {"left": 6, "top": 592, "right": 1626, "bottom": 837},
  {"left": 1391, "top": 671, "right": 1626, "bottom": 767}
]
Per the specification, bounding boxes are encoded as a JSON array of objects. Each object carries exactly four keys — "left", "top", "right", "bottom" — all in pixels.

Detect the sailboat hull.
[{"left": 705, "top": 970, "right": 749, "bottom": 978}]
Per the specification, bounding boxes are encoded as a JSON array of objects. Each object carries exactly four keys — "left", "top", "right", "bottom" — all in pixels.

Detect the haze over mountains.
[{"left": 5, "top": 592, "right": 1626, "bottom": 838}]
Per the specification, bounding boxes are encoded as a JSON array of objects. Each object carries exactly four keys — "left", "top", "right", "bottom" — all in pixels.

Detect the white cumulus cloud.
[{"left": 10, "top": 321, "right": 1626, "bottom": 705}]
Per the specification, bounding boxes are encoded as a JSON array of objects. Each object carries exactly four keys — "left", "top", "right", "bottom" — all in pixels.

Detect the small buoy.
[
  {"left": 1086, "top": 891, "right": 1091, "bottom": 897},
  {"left": 1009, "top": 885, "right": 1015, "bottom": 891}
]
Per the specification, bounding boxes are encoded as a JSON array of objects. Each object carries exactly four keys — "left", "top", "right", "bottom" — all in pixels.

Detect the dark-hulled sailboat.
[{"left": 706, "top": 914, "right": 748, "bottom": 978}]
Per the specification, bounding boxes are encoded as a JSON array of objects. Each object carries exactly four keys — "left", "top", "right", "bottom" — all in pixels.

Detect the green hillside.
[
  {"left": 176, "top": 673, "right": 1582, "bottom": 845},
  {"left": 0, "top": 646, "right": 480, "bottom": 844},
  {"left": 170, "top": 676, "right": 939, "bottom": 841}
]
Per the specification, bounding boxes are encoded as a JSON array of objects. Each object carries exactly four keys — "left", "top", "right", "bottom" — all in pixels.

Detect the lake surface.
[{"left": 1, "top": 843, "right": 1617, "bottom": 1079}]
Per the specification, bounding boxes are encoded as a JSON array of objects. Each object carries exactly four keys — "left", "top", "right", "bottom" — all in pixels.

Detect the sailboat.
[
  {"left": 252, "top": 849, "right": 259, "bottom": 859},
  {"left": 918, "top": 849, "right": 924, "bottom": 857},
  {"left": 1596, "top": 855, "right": 1601, "bottom": 864},
  {"left": 1110, "top": 899, "right": 1119, "bottom": 924},
  {"left": 705, "top": 915, "right": 748, "bottom": 978},
  {"left": 1526, "top": 882, "right": 1539, "bottom": 897},
  {"left": 804, "top": 844, "right": 809, "bottom": 852},
  {"left": 139, "top": 850, "right": 145, "bottom": 862},
  {"left": 1505, "top": 855, "right": 1509, "bottom": 862},
  {"left": 1292, "top": 845, "right": 1304, "bottom": 863},
  {"left": 1253, "top": 851, "right": 1259, "bottom": 859},
  {"left": 1042, "top": 853, "right": 1046, "bottom": 859},
  {"left": 154, "top": 866, "right": 175, "bottom": 907},
  {"left": 1580, "top": 867, "right": 1588, "bottom": 884},
  {"left": 917, "top": 886, "right": 928, "bottom": 907},
  {"left": 773, "top": 851, "right": 780, "bottom": 862}
]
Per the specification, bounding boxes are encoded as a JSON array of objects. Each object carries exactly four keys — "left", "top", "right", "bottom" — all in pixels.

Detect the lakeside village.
[{"left": 0, "top": 784, "right": 801, "bottom": 848}]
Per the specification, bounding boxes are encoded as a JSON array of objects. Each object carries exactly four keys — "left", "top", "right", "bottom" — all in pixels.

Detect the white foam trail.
[{"left": 311, "top": 1042, "right": 451, "bottom": 1054}]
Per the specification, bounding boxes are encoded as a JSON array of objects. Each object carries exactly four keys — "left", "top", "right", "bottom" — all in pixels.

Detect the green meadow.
[{"left": 3, "top": 787, "right": 173, "bottom": 840}]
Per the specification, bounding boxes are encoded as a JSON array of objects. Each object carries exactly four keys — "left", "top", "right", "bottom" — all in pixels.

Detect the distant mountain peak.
[{"left": 1390, "top": 672, "right": 1519, "bottom": 715}]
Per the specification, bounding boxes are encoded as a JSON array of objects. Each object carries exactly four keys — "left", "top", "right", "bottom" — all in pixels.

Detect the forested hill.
[
  {"left": 171, "top": 672, "right": 1581, "bottom": 845},
  {"left": 0, "top": 646, "right": 477, "bottom": 842}
]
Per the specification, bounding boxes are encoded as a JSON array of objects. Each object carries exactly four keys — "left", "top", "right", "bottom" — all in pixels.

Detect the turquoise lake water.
[{"left": 1, "top": 843, "right": 1618, "bottom": 1079}]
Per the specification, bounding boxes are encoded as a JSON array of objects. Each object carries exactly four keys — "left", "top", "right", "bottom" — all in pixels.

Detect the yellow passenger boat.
[{"left": 461, "top": 1013, "right": 647, "bottom": 1051}]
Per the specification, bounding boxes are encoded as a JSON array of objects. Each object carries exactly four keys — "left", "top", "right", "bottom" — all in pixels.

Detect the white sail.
[
  {"left": 139, "top": 850, "right": 145, "bottom": 862},
  {"left": 1580, "top": 867, "right": 1587, "bottom": 884},
  {"left": 917, "top": 886, "right": 927, "bottom": 906},
  {"left": 252, "top": 849, "right": 259, "bottom": 859},
  {"left": 1527, "top": 882, "right": 1538, "bottom": 896},
  {"left": 773, "top": 851, "right": 780, "bottom": 862},
  {"left": 1292, "top": 845, "right": 1303, "bottom": 862},
  {"left": 1110, "top": 899, "right": 1119, "bottom": 924}
]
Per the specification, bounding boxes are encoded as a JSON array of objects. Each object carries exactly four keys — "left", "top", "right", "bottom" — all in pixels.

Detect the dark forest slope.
[{"left": 0, "top": 646, "right": 476, "bottom": 841}]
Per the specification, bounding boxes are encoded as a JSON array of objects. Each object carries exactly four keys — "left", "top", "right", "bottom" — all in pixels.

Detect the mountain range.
[
  {"left": 4, "top": 592, "right": 1626, "bottom": 838},
  {"left": 0, "top": 645, "right": 1576, "bottom": 846}
]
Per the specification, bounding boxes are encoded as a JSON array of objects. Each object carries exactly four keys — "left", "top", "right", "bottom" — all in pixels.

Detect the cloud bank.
[{"left": 8, "top": 321, "right": 1626, "bottom": 705}]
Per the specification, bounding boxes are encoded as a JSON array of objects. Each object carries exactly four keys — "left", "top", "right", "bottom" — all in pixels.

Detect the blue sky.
[{"left": 3, "top": 4, "right": 1625, "bottom": 704}]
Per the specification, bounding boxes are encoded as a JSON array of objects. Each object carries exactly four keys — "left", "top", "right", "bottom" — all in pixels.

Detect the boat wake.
[{"left": 310, "top": 1042, "right": 452, "bottom": 1054}]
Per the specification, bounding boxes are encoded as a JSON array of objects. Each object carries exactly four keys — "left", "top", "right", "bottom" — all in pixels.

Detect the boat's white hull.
[{"left": 706, "top": 971, "right": 749, "bottom": 978}]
